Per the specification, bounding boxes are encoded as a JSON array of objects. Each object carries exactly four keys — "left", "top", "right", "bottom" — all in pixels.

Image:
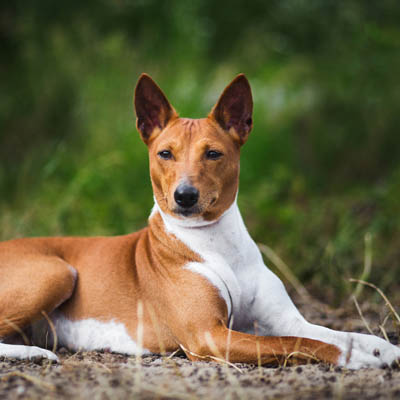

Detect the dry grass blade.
[
  {"left": 145, "top": 305, "right": 195, "bottom": 398},
  {"left": 282, "top": 337, "right": 320, "bottom": 367},
  {"left": 135, "top": 301, "right": 144, "bottom": 389},
  {"left": 163, "top": 356, "right": 197, "bottom": 399},
  {"left": 349, "top": 279, "right": 400, "bottom": 326},
  {"left": 146, "top": 303, "right": 167, "bottom": 357},
  {"left": 41, "top": 310, "right": 58, "bottom": 372},
  {"left": 381, "top": 312, "right": 391, "bottom": 328},
  {"left": 61, "top": 358, "right": 113, "bottom": 373},
  {"left": 64, "top": 349, "right": 82, "bottom": 362},
  {"left": 179, "top": 343, "right": 243, "bottom": 373},
  {"left": 204, "top": 331, "right": 230, "bottom": 364},
  {"left": 379, "top": 325, "right": 390, "bottom": 342},
  {"left": 166, "top": 349, "right": 181, "bottom": 359},
  {"left": 352, "top": 232, "right": 373, "bottom": 299},
  {"left": 204, "top": 332, "right": 246, "bottom": 400},
  {"left": 93, "top": 362, "right": 112, "bottom": 373},
  {"left": 351, "top": 295, "right": 374, "bottom": 335},
  {"left": 2, "top": 318, "right": 30, "bottom": 345},
  {"left": 283, "top": 351, "right": 319, "bottom": 367},
  {"left": 258, "top": 243, "right": 312, "bottom": 304},
  {"left": 225, "top": 315, "right": 234, "bottom": 362},
  {"left": 253, "top": 321, "right": 262, "bottom": 377},
  {"left": 333, "top": 370, "right": 345, "bottom": 400},
  {"left": 41, "top": 310, "right": 57, "bottom": 353},
  {"left": 1, "top": 371, "right": 55, "bottom": 391}
]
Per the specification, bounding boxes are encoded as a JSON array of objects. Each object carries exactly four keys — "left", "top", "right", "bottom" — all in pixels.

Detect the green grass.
[{"left": 1, "top": 10, "right": 400, "bottom": 306}]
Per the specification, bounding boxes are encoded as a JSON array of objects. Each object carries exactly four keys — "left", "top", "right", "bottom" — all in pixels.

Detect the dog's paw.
[
  {"left": 0, "top": 343, "right": 58, "bottom": 361},
  {"left": 337, "top": 333, "right": 400, "bottom": 369},
  {"left": 26, "top": 346, "right": 58, "bottom": 362}
]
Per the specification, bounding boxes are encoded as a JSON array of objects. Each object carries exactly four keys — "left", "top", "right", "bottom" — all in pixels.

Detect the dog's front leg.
[
  {"left": 181, "top": 324, "right": 341, "bottom": 366},
  {"left": 243, "top": 263, "right": 400, "bottom": 369}
]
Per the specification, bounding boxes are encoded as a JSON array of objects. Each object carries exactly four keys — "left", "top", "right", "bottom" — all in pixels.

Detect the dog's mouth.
[
  {"left": 172, "top": 197, "right": 218, "bottom": 218},
  {"left": 172, "top": 205, "right": 202, "bottom": 217}
]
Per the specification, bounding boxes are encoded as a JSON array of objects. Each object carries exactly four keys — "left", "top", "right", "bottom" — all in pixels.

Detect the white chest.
[{"left": 157, "top": 201, "right": 264, "bottom": 331}]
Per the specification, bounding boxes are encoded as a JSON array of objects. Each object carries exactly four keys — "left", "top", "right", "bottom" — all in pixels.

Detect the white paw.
[
  {"left": 338, "top": 333, "right": 400, "bottom": 369},
  {"left": 26, "top": 346, "right": 58, "bottom": 361},
  {"left": 0, "top": 343, "right": 58, "bottom": 361}
]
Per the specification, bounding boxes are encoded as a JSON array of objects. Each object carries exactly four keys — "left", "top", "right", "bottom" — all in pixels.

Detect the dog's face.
[{"left": 134, "top": 74, "right": 253, "bottom": 222}]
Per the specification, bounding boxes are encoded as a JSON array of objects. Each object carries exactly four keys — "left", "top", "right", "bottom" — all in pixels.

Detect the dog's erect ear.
[
  {"left": 210, "top": 74, "right": 253, "bottom": 145},
  {"left": 134, "top": 74, "right": 177, "bottom": 143}
]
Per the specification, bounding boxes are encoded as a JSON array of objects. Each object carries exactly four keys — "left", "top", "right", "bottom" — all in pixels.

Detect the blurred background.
[{"left": 1, "top": 0, "right": 399, "bottom": 304}]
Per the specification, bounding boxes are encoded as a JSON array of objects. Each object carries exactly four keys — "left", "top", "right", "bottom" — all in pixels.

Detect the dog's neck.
[{"left": 151, "top": 199, "right": 261, "bottom": 269}]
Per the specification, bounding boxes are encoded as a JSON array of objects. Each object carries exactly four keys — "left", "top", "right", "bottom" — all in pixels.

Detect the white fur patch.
[
  {"left": 156, "top": 201, "right": 243, "bottom": 319},
  {"left": 51, "top": 314, "right": 151, "bottom": 355}
]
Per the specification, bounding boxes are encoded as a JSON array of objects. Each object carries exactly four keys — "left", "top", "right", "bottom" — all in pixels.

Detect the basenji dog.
[{"left": 1, "top": 74, "right": 399, "bottom": 369}]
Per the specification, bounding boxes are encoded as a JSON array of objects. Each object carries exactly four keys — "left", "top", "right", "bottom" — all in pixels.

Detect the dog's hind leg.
[{"left": 0, "top": 252, "right": 77, "bottom": 360}]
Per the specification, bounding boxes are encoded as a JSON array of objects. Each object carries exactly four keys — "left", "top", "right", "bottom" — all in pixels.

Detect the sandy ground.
[{"left": 1, "top": 297, "right": 399, "bottom": 400}]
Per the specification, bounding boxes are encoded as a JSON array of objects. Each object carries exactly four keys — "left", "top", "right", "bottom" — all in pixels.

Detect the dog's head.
[{"left": 134, "top": 74, "right": 253, "bottom": 222}]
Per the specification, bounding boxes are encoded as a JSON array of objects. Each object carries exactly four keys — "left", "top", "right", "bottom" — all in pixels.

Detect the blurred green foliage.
[{"left": 1, "top": 0, "right": 400, "bottom": 303}]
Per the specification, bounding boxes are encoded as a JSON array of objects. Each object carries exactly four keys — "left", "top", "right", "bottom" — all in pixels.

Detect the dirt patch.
[{"left": 1, "top": 298, "right": 399, "bottom": 399}]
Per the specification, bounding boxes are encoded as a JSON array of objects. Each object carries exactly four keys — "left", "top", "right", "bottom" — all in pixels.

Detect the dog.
[{"left": 1, "top": 74, "right": 399, "bottom": 369}]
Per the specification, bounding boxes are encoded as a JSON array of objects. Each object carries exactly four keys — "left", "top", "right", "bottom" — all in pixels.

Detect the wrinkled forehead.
[{"left": 150, "top": 118, "right": 238, "bottom": 153}]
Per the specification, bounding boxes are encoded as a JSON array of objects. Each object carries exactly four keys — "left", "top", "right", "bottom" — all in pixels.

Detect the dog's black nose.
[{"left": 174, "top": 184, "right": 199, "bottom": 208}]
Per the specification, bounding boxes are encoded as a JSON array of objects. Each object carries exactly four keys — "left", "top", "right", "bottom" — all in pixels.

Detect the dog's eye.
[
  {"left": 158, "top": 150, "right": 172, "bottom": 160},
  {"left": 206, "top": 150, "right": 223, "bottom": 160}
]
